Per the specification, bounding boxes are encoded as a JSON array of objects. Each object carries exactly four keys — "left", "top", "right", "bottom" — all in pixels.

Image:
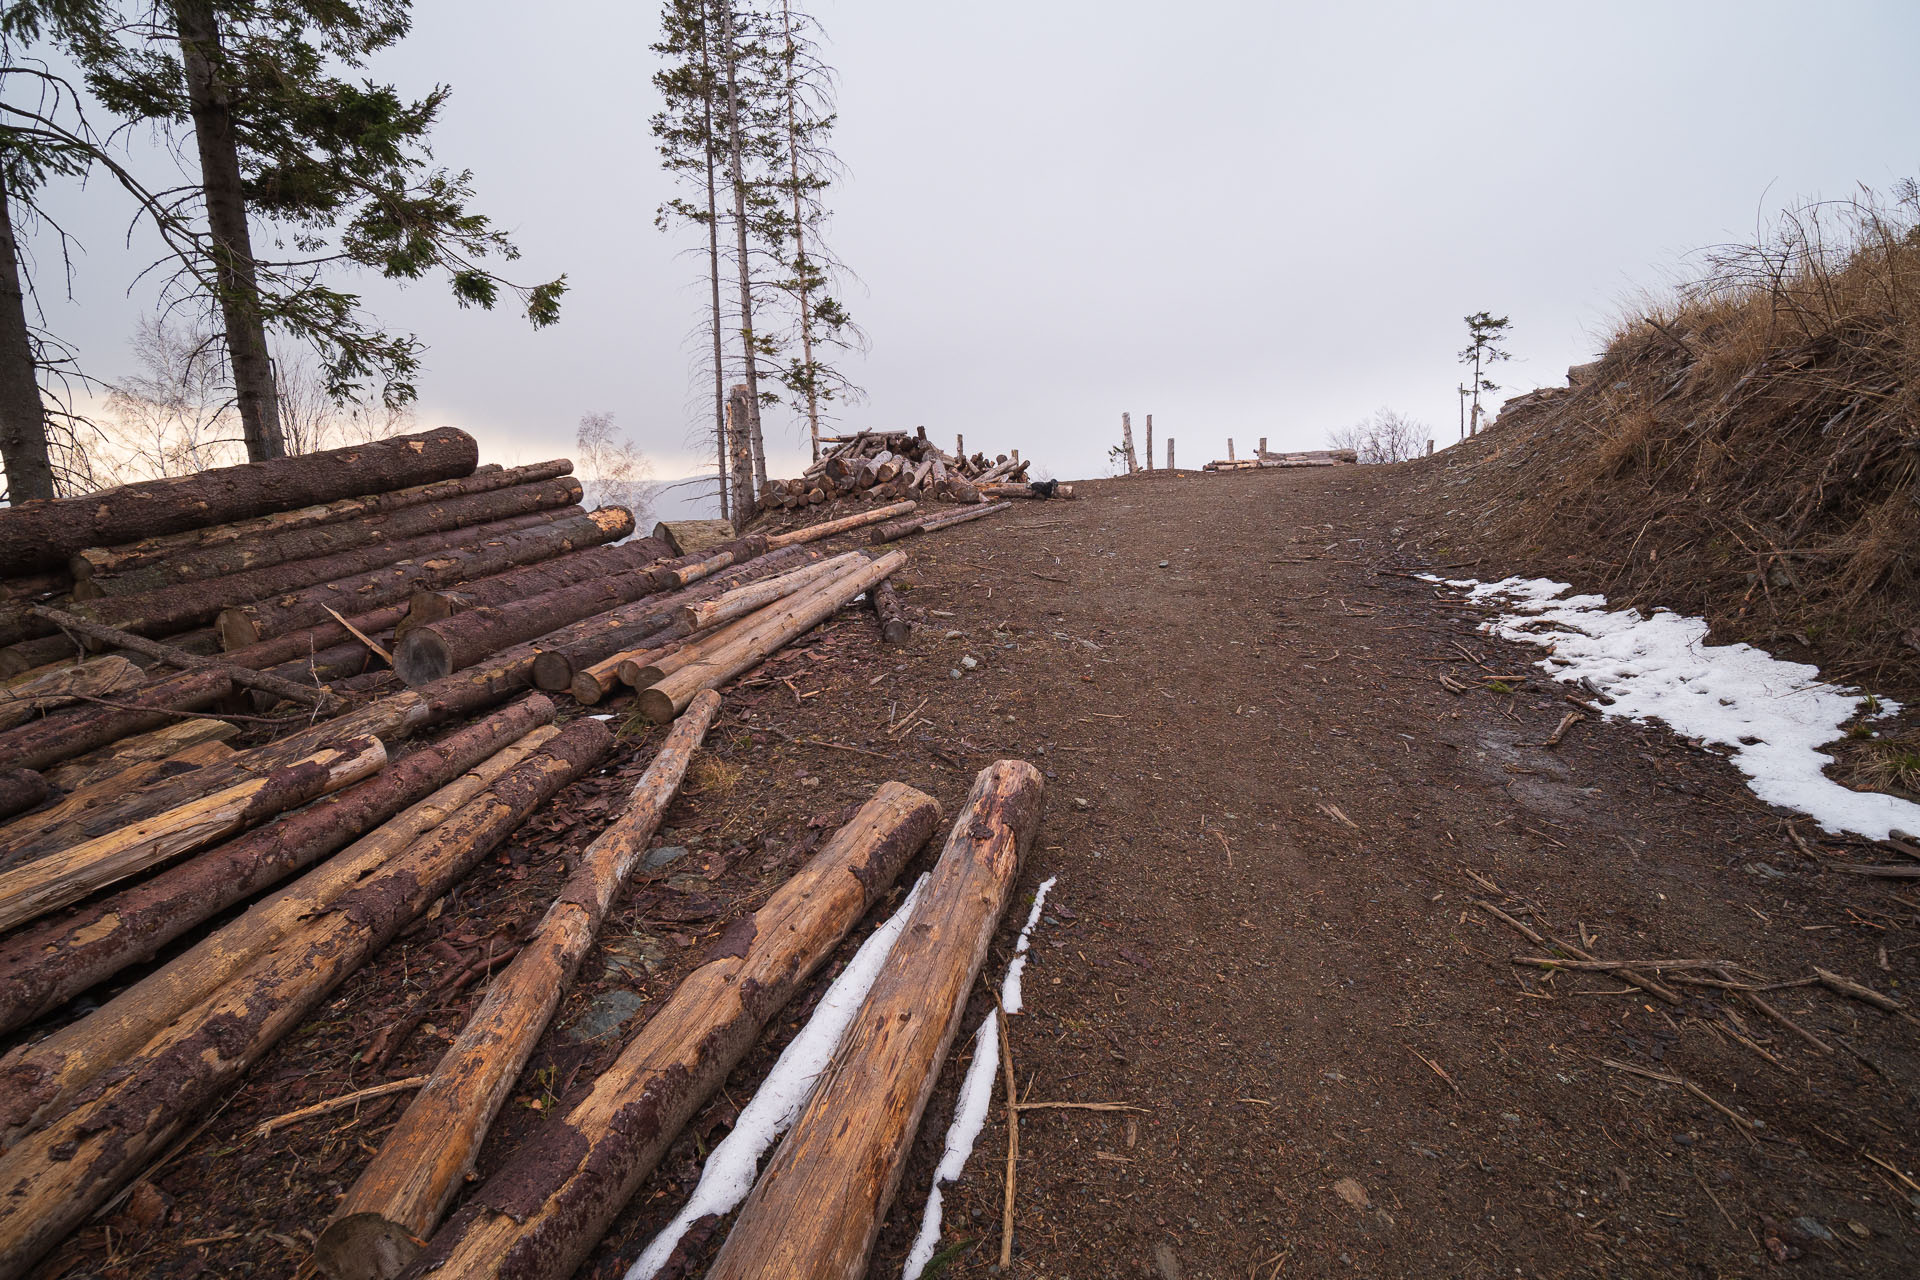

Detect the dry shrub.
[
  {"left": 1425, "top": 181, "right": 1920, "bottom": 688},
  {"left": 685, "top": 756, "right": 742, "bottom": 798}
]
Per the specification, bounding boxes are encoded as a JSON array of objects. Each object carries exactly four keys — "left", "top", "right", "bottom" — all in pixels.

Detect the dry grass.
[{"left": 1430, "top": 181, "right": 1920, "bottom": 689}]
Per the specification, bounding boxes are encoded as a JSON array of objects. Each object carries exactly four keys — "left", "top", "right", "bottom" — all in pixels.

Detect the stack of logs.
[
  {"left": 758, "top": 428, "right": 1054, "bottom": 511},
  {"left": 0, "top": 426, "right": 1024, "bottom": 1275},
  {"left": 1202, "top": 442, "right": 1358, "bottom": 472}
]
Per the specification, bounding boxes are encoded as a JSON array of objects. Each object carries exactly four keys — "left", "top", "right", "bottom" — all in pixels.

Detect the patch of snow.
[
  {"left": 903, "top": 877, "right": 1059, "bottom": 1280},
  {"left": 621, "top": 874, "right": 929, "bottom": 1280},
  {"left": 1430, "top": 575, "right": 1915, "bottom": 839}
]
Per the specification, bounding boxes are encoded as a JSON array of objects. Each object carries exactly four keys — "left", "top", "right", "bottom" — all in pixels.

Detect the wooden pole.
[
  {"left": 0, "top": 666, "right": 233, "bottom": 774},
  {"left": 1145, "top": 414, "right": 1153, "bottom": 471},
  {"left": 631, "top": 559, "right": 872, "bottom": 690},
  {"left": 397, "top": 536, "right": 673, "bottom": 638},
  {"left": 314, "top": 694, "right": 725, "bottom": 1280},
  {"left": 0, "top": 736, "right": 386, "bottom": 933},
  {"left": 638, "top": 552, "right": 904, "bottom": 722},
  {"left": 0, "top": 698, "right": 555, "bottom": 1043},
  {"left": 1168, "top": 437, "right": 1175, "bottom": 470},
  {"left": 0, "top": 722, "right": 610, "bottom": 1277},
  {"left": 703, "top": 760, "right": 1046, "bottom": 1280},
  {"left": 1228, "top": 437, "right": 1235, "bottom": 462},
  {"left": 401, "top": 781, "right": 942, "bottom": 1280},
  {"left": 1120, "top": 412, "right": 1138, "bottom": 473},
  {"left": 764, "top": 500, "right": 915, "bottom": 549}
]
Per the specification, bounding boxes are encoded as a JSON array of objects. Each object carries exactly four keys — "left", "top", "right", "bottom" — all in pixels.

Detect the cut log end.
[
  {"left": 394, "top": 631, "right": 453, "bottom": 689},
  {"left": 636, "top": 687, "right": 678, "bottom": 724},
  {"left": 215, "top": 609, "right": 260, "bottom": 651},
  {"left": 530, "top": 650, "right": 575, "bottom": 692}
]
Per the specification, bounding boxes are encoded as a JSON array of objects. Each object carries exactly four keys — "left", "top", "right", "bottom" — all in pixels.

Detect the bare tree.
[
  {"left": 575, "top": 410, "right": 656, "bottom": 524},
  {"left": 275, "top": 344, "right": 412, "bottom": 455},
  {"left": 95, "top": 314, "right": 244, "bottom": 482},
  {"left": 1328, "top": 408, "right": 1430, "bottom": 464}
]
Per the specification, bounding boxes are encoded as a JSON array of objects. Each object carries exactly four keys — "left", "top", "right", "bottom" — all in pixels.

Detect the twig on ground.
[{"left": 253, "top": 1077, "right": 428, "bottom": 1138}]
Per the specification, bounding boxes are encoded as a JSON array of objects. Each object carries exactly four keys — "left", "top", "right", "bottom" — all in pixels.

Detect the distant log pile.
[
  {"left": 757, "top": 429, "right": 1059, "bottom": 512},
  {"left": 1204, "top": 445, "right": 1358, "bottom": 472}
]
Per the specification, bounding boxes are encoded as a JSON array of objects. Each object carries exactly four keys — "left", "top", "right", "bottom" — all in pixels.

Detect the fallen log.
[
  {"left": 0, "top": 697, "right": 555, "bottom": 1041},
  {"left": 631, "top": 558, "right": 871, "bottom": 689},
  {"left": 979, "top": 481, "right": 1073, "bottom": 500},
  {"left": 0, "top": 719, "right": 610, "bottom": 1275},
  {"left": 75, "top": 476, "right": 583, "bottom": 597},
  {"left": 31, "top": 606, "right": 338, "bottom": 711},
  {"left": 0, "top": 769, "right": 46, "bottom": 822},
  {"left": 401, "top": 778, "right": 942, "bottom": 1280},
  {"left": 614, "top": 626, "right": 702, "bottom": 688},
  {"left": 0, "top": 667, "right": 234, "bottom": 773},
  {"left": 0, "top": 734, "right": 386, "bottom": 933},
  {"left": 222, "top": 603, "right": 410, "bottom": 671},
  {"left": 870, "top": 501, "right": 1012, "bottom": 544},
  {"left": 678, "top": 552, "right": 862, "bottom": 632},
  {"left": 653, "top": 518, "right": 736, "bottom": 557},
  {"left": 315, "top": 692, "right": 724, "bottom": 1280},
  {"left": 638, "top": 550, "right": 905, "bottom": 722},
  {"left": 65, "top": 460, "right": 569, "bottom": 581},
  {"left": 215, "top": 507, "right": 635, "bottom": 648},
  {"left": 764, "top": 500, "right": 916, "bottom": 549},
  {"left": 39, "top": 717, "right": 239, "bottom": 791},
  {"left": 0, "top": 691, "right": 428, "bottom": 867},
  {"left": 703, "top": 760, "right": 1044, "bottom": 1280},
  {"left": 0, "top": 655, "right": 144, "bottom": 731},
  {"left": 398, "top": 536, "right": 674, "bottom": 636},
  {"left": 570, "top": 624, "right": 697, "bottom": 705},
  {"left": 0, "top": 427, "right": 479, "bottom": 573},
  {"left": 3, "top": 740, "right": 235, "bottom": 864},
  {"left": 870, "top": 579, "right": 910, "bottom": 644}
]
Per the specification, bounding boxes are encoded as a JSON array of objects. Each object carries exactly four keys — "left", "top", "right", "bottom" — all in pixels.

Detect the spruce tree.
[{"left": 1459, "top": 311, "right": 1512, "bottom": 435}]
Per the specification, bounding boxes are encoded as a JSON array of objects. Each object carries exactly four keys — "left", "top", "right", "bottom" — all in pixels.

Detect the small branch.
[
  {"left": 31, "top": 605, "right": 336, "bottom": 711},
  {"left": 251, "top": 1076, "right": 428, "bottom": 1138}
]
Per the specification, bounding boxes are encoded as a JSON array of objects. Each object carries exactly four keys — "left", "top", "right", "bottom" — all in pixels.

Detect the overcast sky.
[{"left": 29, "top": 0, "right": 1920, "bottom": 508}]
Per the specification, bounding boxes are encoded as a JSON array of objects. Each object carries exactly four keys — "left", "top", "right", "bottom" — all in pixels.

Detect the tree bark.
[
  {"left": 0, "top": 767, "right": 46, "bottom": 823},
  {"left": 870, "top": 579, "right": 909, "bottom": 644},
  {"left": 765, "top": 500, "right": 915, "bottom": 548},
  {"left": 0, "top": 427, "right": 478, "bottom": 572},
  {"left": 40, "top": 717, "right": 237, "bottom": 792},
  {"left": 316, "top": 693, "right": 724, "bottom": 1280},
  {"left": 215, "top": 508, "right": 633, "bottom": 648},
  {"left": 0, "top": 735, "right": 385, "bottom": 933},
  {"left": 704, "top": 760, "right": 1045, "bottom": 1280},
  {"left": 0, "top": 167, "right": 53, "bottom": 503},
  {"left": 401, "top": 779, "right": 941, "bottom": 1280},
  {"left": 728, "top": 383, "right": 758, "bottom": 530},
  {"left": 398, "top": 536, "right": 671, "bottom": 637},
  {"left": 77, "top": 477, "right": 581, "bottom": 597},
  {"left": 0, "top": 667, "right": 233, "bottom": 774},
  {"left": 0, "top": 721, "right": 609, "bottom": 1275},
  {"left": 638, "top": 550, "right": 903, "bottom": 722},
  {"left": 0, "top": 689, "right": 427, "bottom": 865},
  {"left": 220, "top": 602, "right": 408, "bottom": 671},
  {"left": 0, "top": 698, "right": 552, "bottom": 1047},
  {"left": 175, "top": 0, "right": 283, "bottom": 461},
  {"left": 870, "top": 501, "right": 1011, "bottom": 544},
  {"left": 68, "top": 460, "right": 566, "bottom": 582},
  {"left": 7, "top": 740, "right": 233, "bottom": 864}
]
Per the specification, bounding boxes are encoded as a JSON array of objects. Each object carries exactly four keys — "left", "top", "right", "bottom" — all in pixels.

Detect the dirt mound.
[{"left": 1409, "top": 185, "right": 1920, "bottom": 697}]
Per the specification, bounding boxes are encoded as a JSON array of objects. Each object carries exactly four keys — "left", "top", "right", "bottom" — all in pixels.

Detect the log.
[
  {"left": 39, "top": 718, "right": 239, "bottom": 792},
  {"left": 215, "top": 508, "right": 635, "bottom": 648},
  {"left": 3, "top": 740, "right": 235, "bottom": 867},
  {"left": 677, "top": 553, "right": 862, "bottom": 632},
  {"left": 653, "top": 518, "right": 737, "bottom": 557},
  {"left": 401, "top": 779, "right": 942, "bottom": 1280},
  {"left": 633, "top": 559, "right": 870, "bottom": 690},
  {"left": 0, "top": 690, "right": 428, "bottom": 867},
  {"left": 66, "top": 459, "right": 569, "bottom": 582},
  {"left": 942, "top": 473, "right": 983, "bottom": 504},
  {"left": 31, "top": 606, "right": 338, "bottom": 711},
  {"left": 570, "top": 625, "right": 691, "bottom": 705},
  {"left": 764, "top": 500, "right": 915, "bottom": 549},
  {"left": 76, "top": 476, "right": 583, "bottom": 597},
  {"left": 0, "top": 734, "right": 387, "bottom": 933},
  {"left": 870, "top": 580, "right": 910, "bottom": 644},
  {"left": 870, "top": 501, "right": 1012, "bottom": 545},
  {"left": 397, "top": 566, "right": 673, "bottom": 687},
  {"left": 0, "top": 655, "right": 144, "bottom": 730},
  {"left": 638, "top": 551, "right": 904, "bottom": 722},
  {"left": 0, "top": 697, "right": 556, "bottom": 1042},
  {"left": 0, "top": 720, "right": 610, "bottom": 1275},
  {"left": 0, "top": 427, "right": 479, "bottom": 573},
  {"left": 315, "top": 693, "right": 724, "bottom": 1280},
  {"left": 703, "top": 760, "right": 1045, "bottom": 1280},
  {"left": 0, "top": 769, "right": 46, "bottom": 822},
  {"left": 224, "top": 603, "right": 411, "bottom": 671},
  {"left": 398, "top": 536, "right": 674, "bottom": 636},
  {"left": 0, "top": 667, "right": 234, "bottom": 773}
]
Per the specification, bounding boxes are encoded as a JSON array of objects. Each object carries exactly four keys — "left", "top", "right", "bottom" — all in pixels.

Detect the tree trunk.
[
  {"left": 0, "top": 721, "right": 609, "bottom": 1275},
  {"left": 696, "top": 4, "right": 730, "bottom": 522},
  {"left": 0, "top": 667, "right": 233, "bottom": 774},
  {"left": 638, "top": 550, "right": 902, "bottom": 722},
  {"left": 0, "top": 167, "right": 53, "bottom": 503},
  {"left": 221, "top": 602, "right": 408, "bottom": 671},
  {"left": 0, "top": 690, "right": 426, "bottom": 866},
  {"left": 0, "top": 698, "right": 551, "bottom": 1048},
  {"left": 215, "top": 508, "right": 633, "bottom": 648},
  {"left": 315, "top": 693, "right": 723, "bottom": 1280},
  {"left": 0, "top": 767, "right": 46, "bottom": 823},
  {"left": 1120, "top": 411, "right": 1138, "bottom": 473},
  {"left": 870, "top": 579, "right": 909, "bottom": 644},
  {"left": 780, "top": 0, "right": 822, "bottom": 465},
  {"left": 0, "top": 427, "right": 478, "bottom": 572},
  {"left": 175, "top": 0, "right": 283, "bottom": 461},
  {"left": 728, "top": 383, "right": 758, "bottom": 530},
  {"left": 68, "top": 459, "right": 563, "bottom": 582},
  {"left": 765, "top": 500, "right": 915, "bottom": 548},
  {"left": 401, "top": 780, "right": 941, "bottom": 1280},
  {"left": 704, "top": 761, "right": 1045, "bottom": 1280},
  {"left": 399, "top": 536, "right": 671, "bottom": 638},
  {"left": 717, "top": 5, "right": 769, "bottom": 491},
  {"left": 0, "top": 735, "right": 385, "bottom": 933},
  {"left": 77, "top": 477, "right": 581, "bottom": 597},
  {"left": 870, "top": 501, "right": 1011, "bottom": 545}
]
